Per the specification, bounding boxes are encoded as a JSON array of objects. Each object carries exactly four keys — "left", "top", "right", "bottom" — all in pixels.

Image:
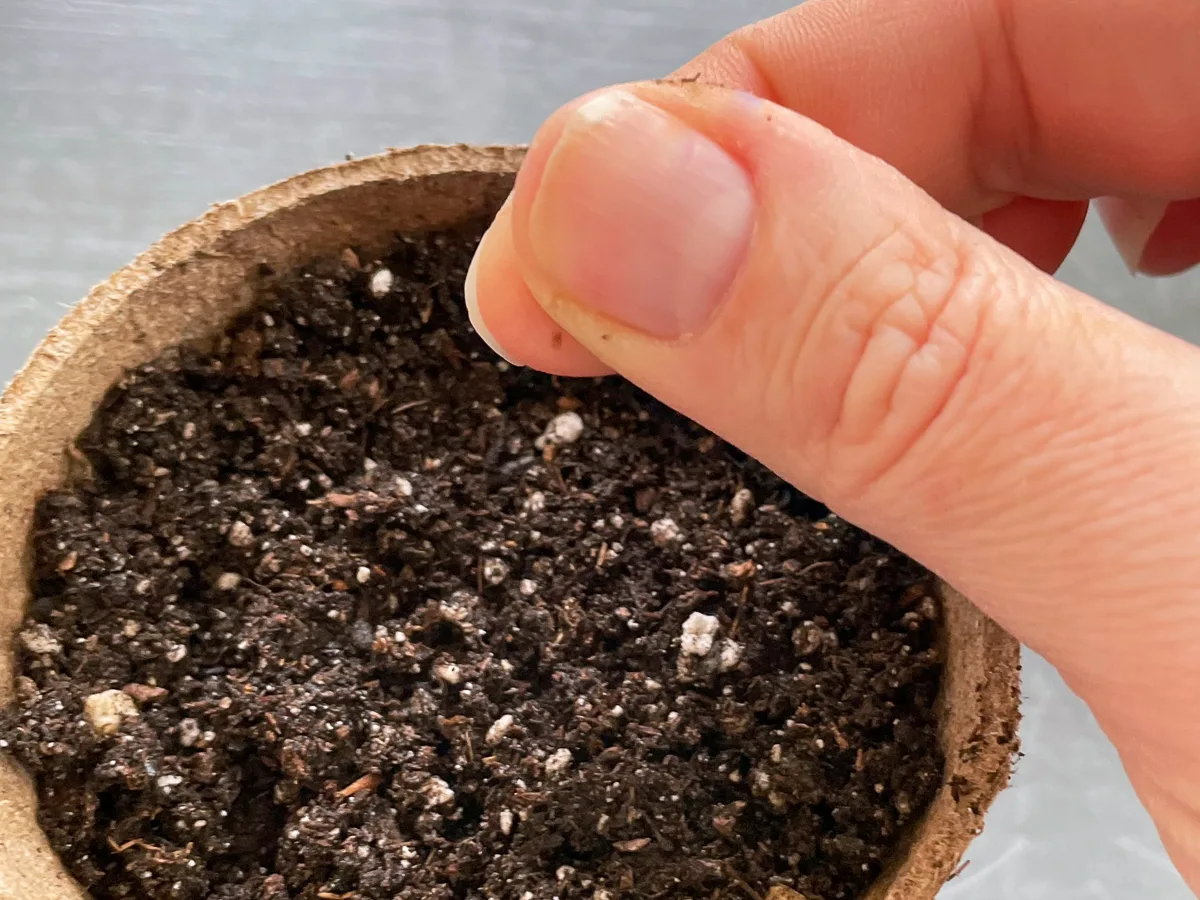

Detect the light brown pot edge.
[{"left": 869, "top": 585, "right": 1020, "bottom": 900}]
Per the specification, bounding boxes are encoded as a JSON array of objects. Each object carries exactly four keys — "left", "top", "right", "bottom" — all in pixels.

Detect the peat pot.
[{"left": 0, "top": 145, "right": 1021, "bottom": 900}]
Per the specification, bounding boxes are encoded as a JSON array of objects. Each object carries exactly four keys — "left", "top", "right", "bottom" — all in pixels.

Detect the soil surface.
[{"left": 2, "top": 218, "right": 944, "bottom": 900}]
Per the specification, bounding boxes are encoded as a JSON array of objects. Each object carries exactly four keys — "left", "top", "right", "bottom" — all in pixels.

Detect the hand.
[{"left": 465, "top": 0, "right": 1200, "bottom": 891}]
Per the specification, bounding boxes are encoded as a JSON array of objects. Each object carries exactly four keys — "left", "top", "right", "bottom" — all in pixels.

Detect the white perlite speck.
[
  {"left": 179, "top": 718, "right": 202, "bottom": 747},
  {"left": 729, "top": 488, "right": 755, "bottom": 525},
  {"left": 421, "top": 777, "right": 456, "bottom": 808},
  {"left": 752, "top": 770, "right": 771, "bottom": 793},
  {"left": 680, "top": 612, "right": 720, "bottom": 657},
  {"left": 215, "top": 572, "right": 241, "bottom": 592},
  {"left": 519, "top": 579, "right": 538, "bottom": 597},
  {"left": 523, "top": 491, "right": 547, "bottom": 515},
  {"left": 83, "top": 689, "right": 139, "bottom": 736},
  {"left": 369, "top": 268, "right": 394, "bottom": 298},
  {"left": 482, "top": 558, "right": 510, "bottom": 586},
  {"left": 499, "top": 809, "right": 515, "bottom": 836},
  {"left": 356, "top": 566, "right": 372, "bottom": 584},
  {"left": 535, "top": 412, "right": 584, "bottom": 449},
  {"left": 678, "top": 614, "right": 739, "bottom": 683},
  {"left": 545, "top": 748, "right": 573, "bottom": 778},
  {"left": 649, "top": 517, "right": 683, "bottom": 547},
  {"left": 394, "top": 476, "right": 414, "bottom": 497},
  {"left": 486, "top": 714, "right": 515, "bottom": 745},
  {"left": 718, "top": 639, "right": 743, "bottom": 673},
  {"left": 227, "top": 520, "right": 254, "bottom": 547},
  {"left": 19, "top": 624, "right": 61, "bottom": 656},
  {"left": 432, "top": 662, "right": 462, "bottom": 685}
]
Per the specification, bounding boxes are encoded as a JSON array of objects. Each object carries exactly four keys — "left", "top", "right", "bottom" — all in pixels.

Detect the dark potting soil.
[{"left": 2, "top": 218, "right": 944, "bottom": 900}]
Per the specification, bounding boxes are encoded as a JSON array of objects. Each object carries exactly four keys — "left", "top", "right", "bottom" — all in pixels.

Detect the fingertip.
[
  {"left": 1136, "top": 197, "right": 1200, "bottom": 277},
  {"left": 1096, "top": 197, "right": 1200, "bottom": 277},
  {"left": 464, "top": 239, "right": 518, "bottom": 366},
  {"left": 1095, "top": 196, "right": 1170, "bottom": 274},
  {"left": 467, "top": 213, "right": 614, "bottom": 378}
]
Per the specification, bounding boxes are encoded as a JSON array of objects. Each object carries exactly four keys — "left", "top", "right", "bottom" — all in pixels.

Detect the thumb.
[{"left": 473, "top": 84, "right": 1200, "bottom": 747}]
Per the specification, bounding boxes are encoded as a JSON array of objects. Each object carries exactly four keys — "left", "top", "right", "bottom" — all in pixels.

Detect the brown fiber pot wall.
[{"left": 0, "top": 145, "right": 1020, "bottom": 900}]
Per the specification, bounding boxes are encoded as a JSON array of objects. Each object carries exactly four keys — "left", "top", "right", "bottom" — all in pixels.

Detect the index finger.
[{"left": 677, "top": 0, "right": 1200, "bottom": 211}]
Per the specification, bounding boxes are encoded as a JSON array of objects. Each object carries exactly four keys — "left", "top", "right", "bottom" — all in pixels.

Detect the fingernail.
[
  {"left": 526, "top": 90, "right": 755, "bottom": 339},
  {"left": 1095, "top": 197, "right": 1170, "bottom": 273},
  {"left": 465, "top": 229, "right": 519, "bottom": 365}
]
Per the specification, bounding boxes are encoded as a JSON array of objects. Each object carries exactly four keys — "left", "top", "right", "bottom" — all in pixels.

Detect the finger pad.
[
  {"left": 1139, "top": 198, "right": 1200, "bottom": 276},
  {"left": 475, "top": 227, "right": 613, "bottom": 378}
]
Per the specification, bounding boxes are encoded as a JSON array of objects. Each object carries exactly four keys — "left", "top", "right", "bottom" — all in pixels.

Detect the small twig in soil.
[
  {"left": 829, "top": 725, "right": 851, "bottom": 750},
  {"left": 317, "top": 893, "right": 357, "bottom": 899},
  {"left": 797, "top": 561, "right": 834, "bottom": 577},
  {"left": 107, "top": 837, "right": 193, "bottom": 865},
  {"left": 394, "top": 399, "right": 430, "bottom": 414},
  {"left": 614, "top": 838, "right": 651, "bottom": 853},
  {"left": 308, "top": 492, "right": 367, "bottom": 509},
  {"left": 731, "top": 585, "right": 750, "bottom": 637},
  {"left": 678, "top": 589, "right": 720, "bottom": 611},
  {"left": 596, "top": 541, "right": 609, "bottom": 571},
  {"left": 108, "top": 837, "right": 164, "bottom": 855},
  {"left": 336, "top": 773, "right": 382, "bottom": 798}
]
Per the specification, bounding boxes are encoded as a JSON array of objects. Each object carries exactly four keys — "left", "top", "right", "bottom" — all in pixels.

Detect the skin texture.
[{"left": 465, "top": 0, "right": 1200, "bottom": 893}]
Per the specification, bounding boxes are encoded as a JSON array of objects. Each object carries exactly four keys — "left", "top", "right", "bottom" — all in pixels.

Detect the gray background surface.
[{"left": 2, "top": 1, "right": 1197, "bottom": 897}]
